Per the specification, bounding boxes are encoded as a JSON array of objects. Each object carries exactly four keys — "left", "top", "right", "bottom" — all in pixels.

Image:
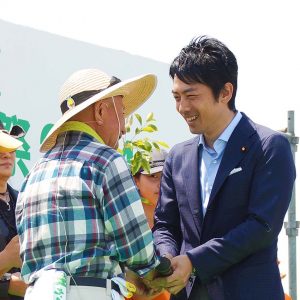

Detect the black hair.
[
  {"left": 169, "top": 35, "right": 238, "bottom": 111},
  {"left": 133, "top": 172, "right": 141, "bottom": 179}
]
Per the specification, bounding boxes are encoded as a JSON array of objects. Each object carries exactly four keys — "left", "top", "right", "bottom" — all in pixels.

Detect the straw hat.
[
  {"left": 40, "top": 69, "right": 157, "bottom": 152},
  {"left": 0, "top": 121, "right": 25, "bottom": 152}
]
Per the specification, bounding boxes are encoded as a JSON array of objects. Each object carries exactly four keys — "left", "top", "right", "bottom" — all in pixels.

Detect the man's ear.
[
  {"left": 94, "top": 101, "right": 107, "bottom": 125},
  {"left": 220, "top": 82, "right": 233, "bottom": 104}
]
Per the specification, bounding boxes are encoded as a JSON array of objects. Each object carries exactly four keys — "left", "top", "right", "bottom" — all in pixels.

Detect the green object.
[
  {"left": 121, "top": 112, "right": 169, "bottom": 175},
  {"left": 40, "top": 123, "right": 54, "bottom": 144}
]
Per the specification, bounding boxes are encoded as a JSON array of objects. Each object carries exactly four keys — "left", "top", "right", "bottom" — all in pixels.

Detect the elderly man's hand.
[
  {"left": 126, "top": 269, "right": 162, "bottom": 298},
  {"left": 146, "top": 254, "right": 193, "bottom": 295}
]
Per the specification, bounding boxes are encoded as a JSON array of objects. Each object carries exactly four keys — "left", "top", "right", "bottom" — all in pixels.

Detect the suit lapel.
[
  {"left": 183, "top": 137, "right": 203, "bottom": 237},
  {"left": 208, "top": 115, "right": 256, "bottom": 208}
]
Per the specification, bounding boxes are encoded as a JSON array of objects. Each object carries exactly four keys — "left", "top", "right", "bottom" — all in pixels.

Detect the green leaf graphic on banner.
[
  {"left": 40, "top": 123, "right": 54, "bottom": 144},
  {"left": 0, "top": 112, "right": 31, "bottom": 177}
]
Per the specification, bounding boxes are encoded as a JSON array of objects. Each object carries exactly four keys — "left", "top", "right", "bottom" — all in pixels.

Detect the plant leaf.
[
  {"left": 142, "top": 126, "right": 156, "bottom": 133},
  {"left": 134, "top": 143, "right": 147, "bottom": 151},
  {"left": 141, "top": 158, "right": 151, "bottom": 174},
  {"left": 131, "top": 152, "right": 143, "bottom": 175},
  {"left": 135, "top": 127, "right": 141, "bottom": 135},
  {"left": 134, "top": 151, "right": 143, "bottom": 160},
  {"left": 146, "top": 112, "right": 154, "bottom": 122},
  {"left": 152, "top": 142, "right": 160, "bottom": 150},
  {"left": 135, "top": 113, "right": 143, "bottom": 125},
  {"left": 144, "top": 141, "right": 152, "bottom": 152},
  {"left": 141, "top": 197, "right": 154, "bottom": 205},
  {"left": 128, "top": 115, "right": 133, "bottom": 126},
  {"left": 123, "top": 141, "right": 133, "bottom": 151},
  {"left": 148, "top": 124, "right": 158, "bottom": 131},
  {"left": 156, "top": 141, "right": 169, "bottom": 148},
  {"left": 132, "top": 141, "right": 142, "bottom": 147},
  {"left": 132, "top": 160, "right": 142, "bottom": 175}
]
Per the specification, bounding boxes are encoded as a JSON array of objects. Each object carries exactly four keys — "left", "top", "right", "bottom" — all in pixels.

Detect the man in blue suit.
[{"left": 151, "top": 36, "right": 296, "bottom": 299}]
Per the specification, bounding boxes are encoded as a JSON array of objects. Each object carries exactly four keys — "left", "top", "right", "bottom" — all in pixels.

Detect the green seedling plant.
[{"left": 120, "top": 112, "right": 168, "bottom": 204}]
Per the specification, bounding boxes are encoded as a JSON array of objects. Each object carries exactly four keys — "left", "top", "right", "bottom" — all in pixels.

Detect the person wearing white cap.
[
  {"left": 133, "top": 149, "right": 168, "bottom": 229},
  {"left": 132, "top": 149, "right": 170, "bottom": 300},
  {"left": 15, "top": 69, "right": 160, "bottom": 300},
  {"left": 0, "top": 121, "right": 27, "bottom": 299}
]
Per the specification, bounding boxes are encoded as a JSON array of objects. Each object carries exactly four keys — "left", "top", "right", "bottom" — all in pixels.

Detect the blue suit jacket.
[{"left": 153, "top": 114, "right": 296, "bottom": 300}]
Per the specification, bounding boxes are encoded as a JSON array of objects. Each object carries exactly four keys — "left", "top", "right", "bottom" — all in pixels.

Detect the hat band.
[
  {"left": 60, "top": 76, "right": 121, "bottom": 114},
  {"left": 149, "top": 160, "right": 164, "bottom": 168},
  {"left": 139, "top": 160, "right": 165, "bottom": 173},
  {"left": 0, "top": 123, "right": 25, "bottom": 139},
  {"left": 60, "top": 90, "right": 101, "bottom": 114}
]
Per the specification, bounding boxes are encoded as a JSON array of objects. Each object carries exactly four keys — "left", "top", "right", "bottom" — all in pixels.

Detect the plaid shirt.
[{"left": 16, "top": 131, "right": 158, "bottom": 284}]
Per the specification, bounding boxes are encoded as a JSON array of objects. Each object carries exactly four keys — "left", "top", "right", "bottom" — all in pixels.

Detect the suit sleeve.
[
  {"left": 187, "top": 134, "right": 296, "bottom": 282},
  {"left": 153, "top": 149, "right": 182, "bottom": 258}
]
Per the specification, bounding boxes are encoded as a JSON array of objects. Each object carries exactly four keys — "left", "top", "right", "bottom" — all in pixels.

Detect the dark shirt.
[
  {"left": 0, "top": 197, "right": 17, "bottom": 249},
  {"left": 0, "top": 185, "right": 23, "bottom": 300}
]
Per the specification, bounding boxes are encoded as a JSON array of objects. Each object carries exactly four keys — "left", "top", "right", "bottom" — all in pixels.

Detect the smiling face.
[
  {"left": 172, "top": 75, "right": 234, "bottom": 146},
  {"left": 0, "top": 150, "right": 15, "bottom": 180}
]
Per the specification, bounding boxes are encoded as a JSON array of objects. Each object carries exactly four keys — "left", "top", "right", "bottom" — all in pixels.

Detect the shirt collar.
[
  {"left": 199, "top": 111, "right": 242, "bottom": 152},
  {"left": 58, "top": 121, "right": 106, "bottom": 145}
]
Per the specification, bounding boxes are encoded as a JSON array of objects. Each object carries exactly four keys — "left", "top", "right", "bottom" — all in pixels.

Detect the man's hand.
[
  {"left": 8, "top": 272, "right": 28, "bottom": 297},
  {"left": 0, "top": 236, "right": 22, "bottom": 275},
  {"left": 125, "top": 269, "right": 162, "bottom": 298},
  {"left": 5, "top": 236, "right": 22, "bottom": 266},
  {"left": 147, "top": 254, "right": 193, "bottom": 295}
]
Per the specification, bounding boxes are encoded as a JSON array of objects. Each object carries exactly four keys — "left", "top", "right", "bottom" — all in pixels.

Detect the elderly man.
[{"left": 16, "top": 69, "right": 159, "bottom": 300}]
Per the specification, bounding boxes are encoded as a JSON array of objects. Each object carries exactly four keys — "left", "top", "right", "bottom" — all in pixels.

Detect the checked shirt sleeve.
[{"left": 101, "top": 155, "right": 159, "bottom": 276}]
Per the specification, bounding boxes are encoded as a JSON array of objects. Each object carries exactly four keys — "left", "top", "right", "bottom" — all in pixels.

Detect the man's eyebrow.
[{"left": 172, "top": 87, "right": 197, "bottom": 94}]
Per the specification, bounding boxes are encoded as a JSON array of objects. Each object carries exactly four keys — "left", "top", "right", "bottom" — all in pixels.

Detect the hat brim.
[
  {"left": 40, "top": 73, "right": 157, "bottom": 152},
  {"left": 0, "top": 131, "right": 23, "bottom": 152},
  {"left": 141, "top": 165, "right": 164, "bottom": 175}
]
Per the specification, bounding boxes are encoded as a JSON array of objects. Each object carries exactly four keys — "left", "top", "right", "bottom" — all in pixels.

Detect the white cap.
[{"left": 141, "top": 149, "right": 168, "bottom": 174}]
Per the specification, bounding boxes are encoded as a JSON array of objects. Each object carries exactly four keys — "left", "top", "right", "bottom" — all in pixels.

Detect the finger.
[
  {"left": 147, "top": 286, "right": 163, "bottom": 296},
  {"left": 147, "top": 276, "right": 168, "bottom": 288},
  {"left": 164, "top": 253, "right": 174, "bottom": 260},
  {"left": 167, "top": 283, "right": 185, "bottom": 295},
  {"left": 153, "top": 276, "right": 184, "bottom": 289}
]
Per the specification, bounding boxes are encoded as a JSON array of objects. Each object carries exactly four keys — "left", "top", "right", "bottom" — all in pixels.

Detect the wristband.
[{"left": 0, "top": 273, "right": 11, "bottom": 297}]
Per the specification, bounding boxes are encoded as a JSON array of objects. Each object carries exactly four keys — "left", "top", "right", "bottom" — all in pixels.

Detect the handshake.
[{"left": 126, "top": 254, "right": 193, "bottom": 298}]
